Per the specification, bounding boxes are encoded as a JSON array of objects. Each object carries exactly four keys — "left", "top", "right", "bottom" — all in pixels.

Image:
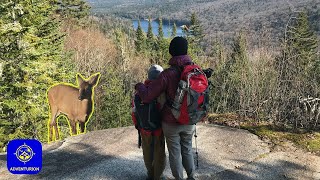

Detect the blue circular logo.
[{"left": 14, "top": 143, "right": 35, "bottom": 163}]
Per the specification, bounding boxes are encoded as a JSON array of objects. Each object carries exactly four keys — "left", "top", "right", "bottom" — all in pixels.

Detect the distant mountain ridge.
[{"left": 87, "top": 0, "right": 320, "bottom": 45}]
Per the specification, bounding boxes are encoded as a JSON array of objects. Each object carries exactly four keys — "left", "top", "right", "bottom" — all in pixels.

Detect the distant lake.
[{"left": 132, "top": 19, "right": 183, "bottom": 38}]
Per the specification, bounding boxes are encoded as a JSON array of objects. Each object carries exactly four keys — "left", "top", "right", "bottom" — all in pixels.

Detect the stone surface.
[{"left": 0, "top": 124, "right": 319, "bottom": 180}]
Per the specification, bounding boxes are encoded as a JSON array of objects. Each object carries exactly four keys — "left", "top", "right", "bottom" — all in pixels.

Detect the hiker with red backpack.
[
  {"left": 132, "top": 65, "right": 166, "bottom": 180},
  {"left": 135, "top": 37, "right": 210, "bottom": 180}
]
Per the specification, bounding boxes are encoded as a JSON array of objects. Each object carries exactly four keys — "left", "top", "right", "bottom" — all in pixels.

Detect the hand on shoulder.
[{"left": 135, "top": 82, "right": 144, "bottom": 90}]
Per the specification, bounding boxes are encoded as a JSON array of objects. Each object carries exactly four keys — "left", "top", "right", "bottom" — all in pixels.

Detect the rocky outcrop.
[{"left": 0, "top": 124, "right": 319, "bottom": 180}]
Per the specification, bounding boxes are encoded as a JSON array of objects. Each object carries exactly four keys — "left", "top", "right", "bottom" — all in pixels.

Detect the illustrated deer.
[{"left": 47, "top": 73, "right": 101, "bottom": 142}]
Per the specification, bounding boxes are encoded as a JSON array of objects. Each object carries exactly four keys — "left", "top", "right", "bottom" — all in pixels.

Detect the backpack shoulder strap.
[{"left": 166, "top": 65, "right": 185, "bottom": 107}]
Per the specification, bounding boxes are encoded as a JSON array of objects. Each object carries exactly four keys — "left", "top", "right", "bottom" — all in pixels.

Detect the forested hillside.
[
  {"left": 0, "top": 0, "right": 159, "bottom": 152},
  {"left": 0, "top": 0, "right": 92, "bottom": 149},
  {"left": 88, "top": 0, "right": 320, "bottom": 46}
]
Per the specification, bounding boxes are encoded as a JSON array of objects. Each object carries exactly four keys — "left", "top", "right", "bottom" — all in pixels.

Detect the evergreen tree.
[
  {"left": 158, "top": 17, "right": 164, "bottom": 39},
  {"left": 288, "top": 12, "right": 318, "bottom": 83},
  {"left": 186, "top": 13, "right": 204, "bottom": 62},
  {"left": 209, "top": 38, "right": 228, "bottom": 112},
  {"left": 189, "top": 12, "right": 204, "bottom": 42},
  {"left": 146, "top": 16, "right": 155, "bottom": 50},
  {"left": 0, "top": 0, "right": 74, "bottom": 151},
  {"left": 100, "top": 68, "right": 131, "bottom": 129},
  {"left": 171, "top": 22, "right": 177, "bottom": 37},
  {"left": 277, "top": 11, "right": 318, "bottom": 95},
  {"left": 216, "top": 31, "right": 249, "bottom": 112},
  {"left": 274, "top": 11, "right": 319, "bottom": 128},
  {"left": 229, "top": 31, "right": 250, "bottom": 110},
  {"left": 230, "top": 31, "right": 249, "bottom": 70},
  {"left": 135, "top": 20, "right": 146, "bottom": 52},
  {"left": 156, "top": 17, "right": 167, "bottom": 64}
]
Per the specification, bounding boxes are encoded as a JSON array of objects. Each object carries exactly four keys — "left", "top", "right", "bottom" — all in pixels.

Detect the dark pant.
[{"left": 141, "top": 132, "right": 166, "bottom": 180}]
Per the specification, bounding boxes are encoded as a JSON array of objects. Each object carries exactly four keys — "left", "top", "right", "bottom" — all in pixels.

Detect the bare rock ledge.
[{"left": 1, "top": 124, "right": 319, "bottom": 180}]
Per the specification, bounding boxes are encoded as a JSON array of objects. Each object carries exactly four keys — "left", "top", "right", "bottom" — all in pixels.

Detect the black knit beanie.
[{"left": 169, "top": 36, "right": 188, "bottom": 56}]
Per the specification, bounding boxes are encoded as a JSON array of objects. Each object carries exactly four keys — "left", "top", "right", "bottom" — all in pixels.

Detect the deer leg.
[
  {"left": 49, "top": 122, "right": 53, "bottom": 142},
  {"left": 54, "top": 122, "right": 60, "bottom": 141},
  {"left": 48, "top": 107, "right": 59, "bottom": 142},
  {"left": 49, "top": 118, "right": 59, "bottom": 141},
  {"left": 79, "top": 122, "right": 85, "bottom": 133},
  {"left": 50, "top": 118, "right": 60, "bottom": 141},
  {"left": 70, "top": 120, "right": 77, "bottom": 135}
]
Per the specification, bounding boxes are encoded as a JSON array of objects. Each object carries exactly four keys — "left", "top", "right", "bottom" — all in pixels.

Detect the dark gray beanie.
[{"left": 148, "top": 64, "right": 163, "bottom": 80}]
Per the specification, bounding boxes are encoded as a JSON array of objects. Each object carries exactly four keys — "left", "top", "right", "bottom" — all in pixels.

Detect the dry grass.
[{"left": 64, "top": 26, "right": 118, "bottom": 75}]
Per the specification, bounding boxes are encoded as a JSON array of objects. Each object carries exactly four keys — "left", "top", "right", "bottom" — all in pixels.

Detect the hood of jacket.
[{"left": 168, "top": 55, "right": 192, "bottom": 67}]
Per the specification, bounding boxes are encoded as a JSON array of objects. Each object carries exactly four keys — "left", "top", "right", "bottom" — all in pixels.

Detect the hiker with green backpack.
[
  {"left": 132, "top": 65, "right": 166, "bottom": 180},
  {"left": 135, "top": 37, "right": 210, "bottom": 180}
]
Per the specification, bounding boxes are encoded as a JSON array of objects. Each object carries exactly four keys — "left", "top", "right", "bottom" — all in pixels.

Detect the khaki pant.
[{"left": 141, "top": 132, "right": 166, "bottom": 180}]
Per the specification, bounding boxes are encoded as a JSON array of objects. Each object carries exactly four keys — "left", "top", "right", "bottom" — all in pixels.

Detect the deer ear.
[
  {"left": 88, "top": 73, "right": 100, "bottom": 86},
  {"left": 77, "top": 74, "right": 85, "bottom": 85}
]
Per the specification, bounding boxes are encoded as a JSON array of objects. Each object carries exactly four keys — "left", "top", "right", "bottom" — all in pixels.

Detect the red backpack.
[{"left": 170, "top": 64, "right": 209, "bottom": 125}]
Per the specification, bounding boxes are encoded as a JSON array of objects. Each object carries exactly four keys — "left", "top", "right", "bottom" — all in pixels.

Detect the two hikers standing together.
[{"left": 132, "top": 37, "right": 209, "bottom": 180}]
